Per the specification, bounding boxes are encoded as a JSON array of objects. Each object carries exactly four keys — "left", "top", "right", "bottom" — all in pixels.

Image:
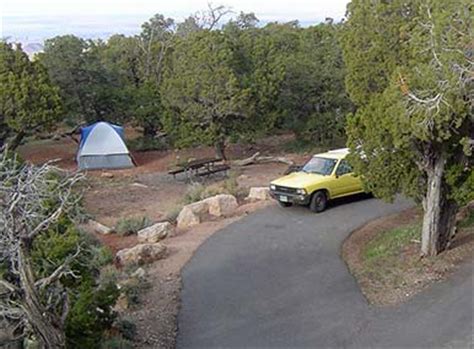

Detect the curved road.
[{"left": 177, "top": 196, "right": 473, "bottom": 348}]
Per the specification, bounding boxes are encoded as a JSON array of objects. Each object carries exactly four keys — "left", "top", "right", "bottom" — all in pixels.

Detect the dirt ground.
[
  {"left": 17, "top": 134, "right": 310, "bottom": 347},
  {"left": 343, "top": 207, "right": 474, "bottom": 306},
  {"left": 18, "top": 134, "right": 308, "bottom": 228},
  {"left": 125, "top": 201, "right": 271, "bottom": 349}
]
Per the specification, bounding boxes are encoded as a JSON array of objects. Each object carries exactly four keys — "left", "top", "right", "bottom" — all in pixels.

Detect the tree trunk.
[
  {"left": 215, "top": 140, "right": 227, "bottom": 160},
  {"left": 8, "top": 132, "right": 25, "bottom": 151},
  {"left": 421, "top": 154, "right": 458, "bottom": 256},
  {"left": 143, "top": 124, "right": 157, "bottom": 140},
  {"left": 18, "top": 247, "right": 66, "bottom": 348}
]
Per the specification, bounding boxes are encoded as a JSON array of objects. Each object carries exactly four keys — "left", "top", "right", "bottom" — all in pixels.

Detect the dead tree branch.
[{"left": 0, "top": 148, "right": 84, "bottom": 348}]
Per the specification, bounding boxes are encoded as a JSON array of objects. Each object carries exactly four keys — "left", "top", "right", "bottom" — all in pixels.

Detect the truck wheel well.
[{"left": 310, "top": 189, "right": 330, "bottom": 200}]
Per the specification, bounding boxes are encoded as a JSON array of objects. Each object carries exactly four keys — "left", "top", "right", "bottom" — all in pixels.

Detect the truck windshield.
[{"left": 302, "top": 157, "right": 337, "bottom": 176}]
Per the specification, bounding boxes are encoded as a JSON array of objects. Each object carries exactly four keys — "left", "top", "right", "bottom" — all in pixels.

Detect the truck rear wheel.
[{"left": 310, "top": 191, "right": 327, "bottom": 213}]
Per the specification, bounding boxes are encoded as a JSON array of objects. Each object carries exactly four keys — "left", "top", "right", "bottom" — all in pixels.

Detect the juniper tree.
[
  {"left": 0, "top": 42, "right": 62, "bottom": 149},
  {"left": 341, "top": 0, "right": 473, "bottom": 256}
]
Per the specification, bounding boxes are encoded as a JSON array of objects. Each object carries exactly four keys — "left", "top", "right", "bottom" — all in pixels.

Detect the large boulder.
[
  {"left": 247, "top": 187, "right": 271, "bottom": 201},
  {"left": 176, "top": 194, "right": 239, "bottom": 229},
  {"left": 116, "top": 243, "right": 167, "bottom": 266},
  {"left": 177, "top": 206, "right": 200, "bottom": 230},
  {"left": 176, "top": 201, "right": 209, "bottom": 230},
  {"left": 137, "top": 222, "right": 173, "bottom": 243},
  {"left": 204, "top": 194, "right": 238, "bottom": 217}
]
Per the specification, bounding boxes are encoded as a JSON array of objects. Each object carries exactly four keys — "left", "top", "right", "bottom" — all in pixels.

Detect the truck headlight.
[
  {"left": 270, "top": 184, "right": 276, "bottom": 190},
  {"left": 296, "top": 188, "right": 307, "bottom": 195}
]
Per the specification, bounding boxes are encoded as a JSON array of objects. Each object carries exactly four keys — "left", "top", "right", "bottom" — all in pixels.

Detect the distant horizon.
[
  {"left": 1, "top": 0, "right": 349, "bottom": 46},
  {"left": 2, "top": 13, "right": 343, "bottom": 48}
]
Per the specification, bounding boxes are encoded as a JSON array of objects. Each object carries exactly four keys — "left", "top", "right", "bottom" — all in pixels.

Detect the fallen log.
[
  {"left": 233, "top": 152, "right": 260, "bottom": 166},
  {"left": 233, "top": 152, "right": 294, "bottom": 167}
]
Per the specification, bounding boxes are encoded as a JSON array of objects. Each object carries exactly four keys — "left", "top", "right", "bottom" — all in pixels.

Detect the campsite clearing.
[{"left": 18, "top": 133, "right": 307, "bottom": 227}]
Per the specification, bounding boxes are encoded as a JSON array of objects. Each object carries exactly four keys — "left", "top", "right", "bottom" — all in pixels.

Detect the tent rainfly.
[{"left": 77, "top": 122, "right": 134, "bottom": 170}]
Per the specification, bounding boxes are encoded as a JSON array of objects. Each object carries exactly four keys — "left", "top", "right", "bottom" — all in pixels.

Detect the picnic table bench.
[{"left": 168, "top": 157, "right": 230, "bottom": 179}]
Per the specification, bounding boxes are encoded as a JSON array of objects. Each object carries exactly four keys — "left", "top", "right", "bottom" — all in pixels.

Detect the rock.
[
  {"left": 188, "top": 200, "right": 210, "bottom": 215},
  {"left": 177, "top": 194, "right": 239, "bottom": 229},
  {"left": 132, "top": 182, "right": 148, "bottom": 188},
  {"left": 116, "top": 243, "right": 167, "bottom": 266},
  {"left": 114, "top": 293, "right": 129, "bottom": 312},
  {"left": 247, "top": 187, "right": 271, "bottom": 201},
  {"left": 177, "top": 206, "right": 201, "bottom": 230},
  {"left": 101, "top": 172, "right": 114, "bottom": 178},
  {"left": 113, "top": 293, "right": 129, "bottom": 313},
  {"left": 131, "top": 267, "right": 146, "bottom": 279},
  {"left": 176, "top": 200, "right": 210, "bottom": 229},
  {"left": 204, "top": 194, "right": 238, "bottom": 217},
  {"left": 138, "top": 222, "right": 173, "bottom": 243},
  {"left": 88, "top": 220, "right": 113, "bottom": 235}
]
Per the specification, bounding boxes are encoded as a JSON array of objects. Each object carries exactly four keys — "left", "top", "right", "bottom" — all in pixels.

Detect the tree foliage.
[
  {"left": 34, "top": 8, "right": 350, "bottom": 153},
  {"left": 341, "top": 0, "right": 473, "bottom": 256},
  {"left": 161, "top": 15, "right": 288, "bottom": 158},
  {"left": 0, "top": 42, "right": 62, "bottom": 149},
  {"left": 274, "top": 23, "right": 352, "bottom": 144}
]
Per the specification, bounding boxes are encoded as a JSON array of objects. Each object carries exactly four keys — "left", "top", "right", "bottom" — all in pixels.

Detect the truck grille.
[{"left": 274, "top": 186, "right": 297, "bottom": 194}]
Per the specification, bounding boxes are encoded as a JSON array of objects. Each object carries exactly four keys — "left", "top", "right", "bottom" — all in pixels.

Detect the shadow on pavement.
[{"left": 327, "top": 192, "right": 374, "bottom": 210}]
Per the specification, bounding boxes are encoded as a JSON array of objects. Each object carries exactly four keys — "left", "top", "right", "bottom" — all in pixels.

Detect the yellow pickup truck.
[{"left": 269, "top": 148, "right": 364, "bottom": 212}]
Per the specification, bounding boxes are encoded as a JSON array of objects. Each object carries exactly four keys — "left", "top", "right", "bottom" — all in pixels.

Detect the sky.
[{"left": 1, "top": 0, "right": 350, "bottom": 44}]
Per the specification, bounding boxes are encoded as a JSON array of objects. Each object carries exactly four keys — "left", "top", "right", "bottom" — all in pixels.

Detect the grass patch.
[
  {"left": 115, "top": 216, "right": 151, "bottom": 236},
  {"left": 363, "top": 223, "right": 421, "bottom": 262},
  {"left": 346, "top": 205, "right": 474, "bottom": 306},
  {"left": 164, "top": 204, "right": 184, "bottom": 224}
]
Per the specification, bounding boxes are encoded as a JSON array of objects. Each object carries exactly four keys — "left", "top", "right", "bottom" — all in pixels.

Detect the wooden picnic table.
[
  {"left": 168, "top": 157, "right": 229, "bottom": 179},
  {"left": 185, "top": 157, "right": 222, "bottom": 170}
]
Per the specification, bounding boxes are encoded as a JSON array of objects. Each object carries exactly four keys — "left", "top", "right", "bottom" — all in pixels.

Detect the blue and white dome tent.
[{"left": 76, "top": 122, "right": 135, "bottom": 170}]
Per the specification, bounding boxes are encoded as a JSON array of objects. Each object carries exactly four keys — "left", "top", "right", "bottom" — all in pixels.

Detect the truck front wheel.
[{"left": 310, "top": 191, "right": 327, "bottom": 213}]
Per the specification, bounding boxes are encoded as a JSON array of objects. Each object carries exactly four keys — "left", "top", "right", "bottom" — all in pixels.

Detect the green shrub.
[
  {"left": 65, "top": 280, "right": 120, "bottom": 348},
  {"left": 115, "top": 216, "right": 151, "bottom": 236},
  {"left": 120, "top": 276, "right": 150, "bottom": 307},
  {"left": 91, "top": 245, "right": 115, "bottom": 267},
  {"left": 128, "top": 137, "right": 168, "bottom": 152},
  {"left": 114, "top": 317, "right": 137, "bottom": 341},
  {"left": 30, "top": 218, "right": 120, "bottom": 349}
]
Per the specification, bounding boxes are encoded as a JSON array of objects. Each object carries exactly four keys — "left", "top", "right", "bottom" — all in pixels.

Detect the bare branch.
[
  {"left": 35, "top": 246, "right": 82, "bottom": 291},
  {"left": 0, "top": 280, "right": 18, "bottom": 295}
]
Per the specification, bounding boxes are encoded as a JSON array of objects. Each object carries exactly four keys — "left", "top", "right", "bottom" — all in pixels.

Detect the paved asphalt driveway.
[{"left": 177, "top": 195, "right": 473, "bottom": 348}]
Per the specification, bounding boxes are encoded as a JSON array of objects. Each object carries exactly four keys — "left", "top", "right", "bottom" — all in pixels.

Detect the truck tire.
[{"left": 310, "top": 190, "right": 327, "bottom": 213}]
